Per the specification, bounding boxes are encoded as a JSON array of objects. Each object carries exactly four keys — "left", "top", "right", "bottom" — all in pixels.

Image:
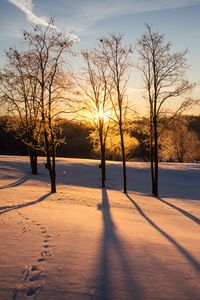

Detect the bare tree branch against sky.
[{"left": 1, "top": 0, "right": 200, "bottom": 115}]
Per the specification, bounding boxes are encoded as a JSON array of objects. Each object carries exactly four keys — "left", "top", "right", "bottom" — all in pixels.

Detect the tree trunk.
[
  {"left": 43, "top": 127, "right": 56, "bottom": 193},
  {"left": 150, "top": 116, "right": 155, "bottom": 195},
  {"left": 153, "top": 116, "right": 159, "bottom": 197},
  {"left": 51, "top": 142, "right": 57, "bottom": 193},
  {"left": 99, "top": 124, "right": 106, "bottom": 188},
  {"left": 46, "top": 154, "right": 56, "bottom": 194},
  {"left": 101, "top": 143, "right": 106, "bottom": 188},
  {"left": 119, "top": 125, "right": 127, "bottom": 194},
  {"left": 29, "top": 147, "right": 37, "bottom": 175}
]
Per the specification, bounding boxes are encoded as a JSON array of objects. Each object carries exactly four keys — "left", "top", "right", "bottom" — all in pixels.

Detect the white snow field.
[{"left": 0, "top": 155, "right": 199, "bottom": 300}]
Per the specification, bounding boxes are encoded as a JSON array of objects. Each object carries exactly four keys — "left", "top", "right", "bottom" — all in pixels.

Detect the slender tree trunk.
[
  {"left": 150, "top": 131, "right": 155, "bottom": 195},
  {"left": 43, "top": 127, "right": 56, "bottom": 193},
  {"left": 101, "top": 143, "right": 106, "bottom": 187},
  {"left": 102, "top": 144, "right": 106, "bottom": 181},
  {"left": 150, "top": 116, "right": 155, "bottom": 195},
  {"left": 119, "top": 124, "right": 127, "bottom": 194},
  {"left": 29, "top": 147, "right": 37, "bottom": 175},
  {"left": 46, "top": 154, "right": 56, "bottom": 194},
  {"left": 51, "top": 141, "right": 56, "bottom": 193},
  {"left": 153, "top": 116, "right": 159, "bottom": 197},
  {"left": 41, "top": 89, "right": 56, "bottom": 193},
  {"left": 100, "top": 134, "right": 106, "bottom": 187}
]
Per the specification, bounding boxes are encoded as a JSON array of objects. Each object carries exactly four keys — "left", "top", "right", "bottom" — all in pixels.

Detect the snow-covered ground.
[{"left": 0, "top": 155, "right": 199, "bottom": 299}]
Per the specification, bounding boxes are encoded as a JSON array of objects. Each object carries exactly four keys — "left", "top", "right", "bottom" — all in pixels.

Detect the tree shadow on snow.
[
  {"left": 0, "top": 176, "right": 29, "bottom": 190},
  {"left": 157, "top": 197, "right": 200, "bottom": 226},
  {"left": 126, "top": 194, "right": 200, "bottom": 275},
  {"left": 0, "top": 159, "right": 31, "bottom": 173},
  {"left": 94, "top": 188, "right": 143, "bottom": 299},
  {"left": 1, "top": 158, "right": 199, "bottom": 200},
  {"left": 107, "top": 162, "right": 200, "bottom": 201},
  {"left": 0, "top": 192, "right": 51, "bottom": 215},
  {"left": 59, "top": 162, "right": 200, "bottom": 200}
]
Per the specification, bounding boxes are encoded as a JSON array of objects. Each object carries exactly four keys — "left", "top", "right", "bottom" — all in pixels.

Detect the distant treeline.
[
  {"left": 0, "top": 117, "right": 93, "bottom": 158},
  {"left": 0, "top": 115, "right": 200, "bottom": 162}
]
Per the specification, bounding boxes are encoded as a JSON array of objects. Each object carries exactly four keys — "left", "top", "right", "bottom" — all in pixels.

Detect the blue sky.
[{"left": 0, "top": 0, "right": 200, "bottom": 114}]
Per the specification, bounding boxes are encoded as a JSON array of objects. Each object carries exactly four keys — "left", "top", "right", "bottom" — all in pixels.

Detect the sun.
[
  {"left": 95, "top": 108, "right": 110, "bottom": 123},
  {"left": 98, "top": 109, "right": 105, "bottom": 120}
]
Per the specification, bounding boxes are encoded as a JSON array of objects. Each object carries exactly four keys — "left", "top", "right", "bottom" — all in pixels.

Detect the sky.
[{"left": 0, "top": 0, "right": 200, "bottom": 115}]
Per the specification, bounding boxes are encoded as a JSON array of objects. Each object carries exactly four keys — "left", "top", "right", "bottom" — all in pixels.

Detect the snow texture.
[{"left": 0, "top": 155, "right": 199, "bottom": 299}]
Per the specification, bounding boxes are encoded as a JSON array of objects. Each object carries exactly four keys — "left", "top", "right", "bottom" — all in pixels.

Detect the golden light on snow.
[{"left": 0, "top": 156, "right": 200, "bottom": 299}]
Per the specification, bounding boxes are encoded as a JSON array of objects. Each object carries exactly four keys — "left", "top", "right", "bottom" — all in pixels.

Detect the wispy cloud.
[
  {"left": 6, "top": 0, "right": 80, "bottom": 41},
  {"left": 7, "top": 0, "right": 53, "bottom": 27},
  {"left": 7, "top": 0, "right": 200, "bottom": 34},
  {"left": 5, "top": 0, "right": 200, "bottom": 40},
  {"left": 64, "top": 0, "right": 200, "bottom": 34}
]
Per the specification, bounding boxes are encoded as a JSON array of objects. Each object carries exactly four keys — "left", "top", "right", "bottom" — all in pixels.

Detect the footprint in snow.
[
  {"left": 22, "top": 227, "right": 27, "bottom": 233},
  {"left": 40, "top": 250, "right": 52, "bottom": 258},
  {"left": 28, "top": 270, "right": 43, "bottom": 282},
  {"left": 38, "top": 257, "right": 47, "bottom": 262},
  {"left": 44, "top": 234, "right": 51, "bottom": 238},
  {"left": 31, "top": 265, "right": 40, "bottom": 272},
  {"left": 25, "top": 285, "right": 43, "bottom": 297}
]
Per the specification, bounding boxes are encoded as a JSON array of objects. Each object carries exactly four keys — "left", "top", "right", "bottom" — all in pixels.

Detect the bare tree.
[
  {"left": 80, "top": 49, "right": 113, "bottom": 187},
  {"left": 22, "top": 19, "right": 75, "bottom": 193},
  {"left": 0, "top": 19, "right": 75, "bottom": 193},
  {"left": 137, "top": 24, "right": 194, "bottom": 196},
  {"left": 0, "top": 48, "right": 40, "bottom": 174},
  {"left": 99, "top": 34, "right": 132, "bottom": 193}
]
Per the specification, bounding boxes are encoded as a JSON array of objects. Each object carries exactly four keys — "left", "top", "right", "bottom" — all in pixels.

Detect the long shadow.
[
  {"left": 95, "top": 188, "right": 142, "bottom": 299},
  {"left": 126, "top": 194, "right": 200, "bottom": 275},
  {"left": 1, "top": 157, "right": 200, "bottom": 200},
  {"left": 0, "top": 176, "right": 28, "bottom": 190},
  {"left": 0, "top": 193, "right": 51, "bottom": 215},
  {"left": 158, "top": 197, "right": 200, "bottom": 226}
]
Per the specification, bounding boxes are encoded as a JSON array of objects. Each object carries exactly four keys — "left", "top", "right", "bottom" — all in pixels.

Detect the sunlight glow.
[{"left": 95, "top": 108, "right": 110, "bottom": 123}]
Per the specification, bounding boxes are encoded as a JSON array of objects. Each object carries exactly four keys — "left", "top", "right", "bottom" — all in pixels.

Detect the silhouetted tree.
[
  {"left": 137, "top": 24, "right": 194, "bottom": 196},
  {"left": 99, "top": 34, "right": 132, "bottom": 193},
  {"left": 0, "top": 48, "right": 40, "bottom": 174},
  {"left": 23, "top": 19, "right": 76, "bottom": 193},
  {"left": 0, "top": 19, "right": 76, "bottom": 193},
  {"left": 80, "top": 48, "right": 113, "bottom": 187}
]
